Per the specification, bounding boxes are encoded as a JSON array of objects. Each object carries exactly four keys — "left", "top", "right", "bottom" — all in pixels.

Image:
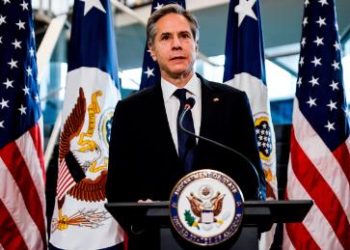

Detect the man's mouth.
[{"left": 170, "top": 56, "right": 186, "bottom": 61}]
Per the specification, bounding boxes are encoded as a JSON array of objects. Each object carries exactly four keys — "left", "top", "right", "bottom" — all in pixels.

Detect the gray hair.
[{"left": 146, "top": 4, "right": 199, "bottom": 46}]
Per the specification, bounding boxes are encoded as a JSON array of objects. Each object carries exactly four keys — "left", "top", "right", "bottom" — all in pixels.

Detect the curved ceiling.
[{"left": 114, "top": 0, "right": 350, "bottom": 70}]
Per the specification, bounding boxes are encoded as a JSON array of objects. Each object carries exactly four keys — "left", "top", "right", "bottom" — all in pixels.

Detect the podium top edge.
[{"left": 105, "top": 200, "right": 313, "bottom": 208}]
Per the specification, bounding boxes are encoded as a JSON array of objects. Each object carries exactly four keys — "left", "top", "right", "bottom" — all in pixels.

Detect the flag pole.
[
  {"left": 37, "top": 14, "right": 67, "bottom": 82},
  {"left": 44, "top": 111, "right": 61, "bottom": 170}
]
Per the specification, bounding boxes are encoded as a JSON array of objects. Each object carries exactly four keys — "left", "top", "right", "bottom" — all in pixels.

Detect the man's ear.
[{"left": 148, "top": 43, "right": 157, "bottom": 61}]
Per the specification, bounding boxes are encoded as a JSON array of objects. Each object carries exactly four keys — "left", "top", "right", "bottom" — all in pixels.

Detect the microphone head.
[{"left": 185, "top": 97, "right": 196, "bottom": 110}]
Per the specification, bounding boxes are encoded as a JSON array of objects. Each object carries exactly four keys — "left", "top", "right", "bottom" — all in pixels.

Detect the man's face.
[{"left": 149, "top": 13, "right": 197, "bottom": 81}]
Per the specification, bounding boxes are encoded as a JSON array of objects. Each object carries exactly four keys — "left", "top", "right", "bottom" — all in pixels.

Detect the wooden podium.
[{"left": 105, "top": 200, "right": 312, "bottom": 249}]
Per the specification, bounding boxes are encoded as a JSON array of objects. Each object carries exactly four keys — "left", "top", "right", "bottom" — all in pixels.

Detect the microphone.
[
  {"left": 184, "top": 97, "right": 196, "bottom": 111},
  {"left": 179, "top": 97, "right": 265, "bottom": 200}
]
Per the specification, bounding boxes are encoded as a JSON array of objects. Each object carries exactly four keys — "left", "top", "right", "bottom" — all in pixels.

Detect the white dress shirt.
[{"left": 161, "top": 74, "right": 202, "bottom": 154}]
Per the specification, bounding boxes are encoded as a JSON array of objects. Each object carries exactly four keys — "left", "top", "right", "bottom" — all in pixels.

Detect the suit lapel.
[
  {"left": 192, "top": 76, "right": 226, "bottom": 171},
  {"left": 150, "top": 84, "right": 179, "bottom": 161},
  {"left": 198, "top": 77, "right": 222, "bottom": 142}
]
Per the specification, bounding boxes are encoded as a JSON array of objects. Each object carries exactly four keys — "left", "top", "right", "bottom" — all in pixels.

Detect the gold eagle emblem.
[
  {"left": 187, "top": 190, "right": 225, "bottom": 224},
  {"left": 59, "top": 87, "right": 108, "bottom": 203}
]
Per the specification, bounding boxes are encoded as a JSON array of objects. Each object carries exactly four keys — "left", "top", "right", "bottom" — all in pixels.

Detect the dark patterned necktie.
[{"left": 173, "top": 89, "right": 196, "bottom": 173}]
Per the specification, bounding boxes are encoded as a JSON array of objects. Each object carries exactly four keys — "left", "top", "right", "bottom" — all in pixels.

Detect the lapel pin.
[{"left": 213, "top": 97, "right": 220, "bottom": 102}]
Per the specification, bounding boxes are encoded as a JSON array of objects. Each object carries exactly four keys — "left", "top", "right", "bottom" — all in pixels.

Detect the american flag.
[
  {"left": 223, "top": 0, "right": 277, "bottom": 247},
  {"left": 0, "top": 1, "right": 46, "bottom": 249},
  {"left": 50, "top": 0, "right": 124, "bottom": 249},
  {"left": 139, "top": 0, "right": 186, "bottom": 90},
  {"left": 284, "top": 0, "right": 350, "bottom": 249}
]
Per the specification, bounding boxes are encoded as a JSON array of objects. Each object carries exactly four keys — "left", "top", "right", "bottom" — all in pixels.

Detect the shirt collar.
[{"left": 161, "top": 74, "right": 201, "bottom": 102}]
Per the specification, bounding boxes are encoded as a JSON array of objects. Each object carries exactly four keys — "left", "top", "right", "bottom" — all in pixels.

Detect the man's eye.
[{"left": 161, "top": 35, "right": 169, "bottom": 40}]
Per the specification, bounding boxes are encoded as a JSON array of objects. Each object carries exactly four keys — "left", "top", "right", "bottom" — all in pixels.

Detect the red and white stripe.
[
  {"left": 56, "top": 158, "right": 76, "bottom": 200},
  {"left": 0, "top": 124, "right": 46, "bottom": 250},
  {"left": 284, "top": 100, "right": 350, "bottom": 250}
]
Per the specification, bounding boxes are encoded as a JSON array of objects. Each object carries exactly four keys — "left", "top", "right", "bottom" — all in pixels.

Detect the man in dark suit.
[{"left": 106, "top": 4, "right": 266, "bottom": 248}]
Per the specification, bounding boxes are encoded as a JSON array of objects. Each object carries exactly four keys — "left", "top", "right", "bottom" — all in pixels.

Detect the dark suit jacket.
[
  {"left": 106, "top": 75, "right": 265, "bottom": 203},
  {"left": 106, "top": 75, "right": 266, "bottom": 249}
]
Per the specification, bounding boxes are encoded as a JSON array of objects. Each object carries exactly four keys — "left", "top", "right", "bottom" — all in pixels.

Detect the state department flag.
[
  {"left": 223, "top": 1, "right": 277, "bottom": 247},
  {"left": 0, "top": 0, "right": 46, "bottom": 249},
  {"left": 139, "top": 0, "right": 186, "bottom": 90},
  {"left": 283, "top": 0, "right": 350, "bottom": 249},
  {"left": 49, "top": 0, "right": 124, "bottom": 249},
  {"left": 223, "top": 0, "right": 277, "bottom": 200}
]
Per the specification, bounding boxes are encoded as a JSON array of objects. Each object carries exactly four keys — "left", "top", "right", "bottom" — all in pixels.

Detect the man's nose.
[{"left": 171, "top": 36, "right": 182, "bottom": 49}]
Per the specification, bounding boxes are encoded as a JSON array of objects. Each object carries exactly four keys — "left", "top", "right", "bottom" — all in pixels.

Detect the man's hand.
[{"left": 137, "top": 199, "right": 158, "bottom": 203}]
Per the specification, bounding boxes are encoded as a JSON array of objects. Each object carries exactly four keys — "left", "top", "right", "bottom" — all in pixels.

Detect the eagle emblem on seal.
[{"left": 186, "top": 185, "right": 225, "bottom": 226}]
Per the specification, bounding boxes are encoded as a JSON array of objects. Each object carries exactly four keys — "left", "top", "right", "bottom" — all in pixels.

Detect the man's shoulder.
[
  {"left": 119, "top": 85, "right": 158, "bottom": 106},
  {"left": 196, "top": 73, "right": 243, "bottom": 95},
  {"left": 208, "top": 81, "right": 244, "bottom": 94},
  {"left": 200, "top": 77, "right": 246, "bottom": 99}
]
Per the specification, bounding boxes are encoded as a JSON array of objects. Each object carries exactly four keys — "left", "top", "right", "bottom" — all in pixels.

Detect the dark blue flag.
[
  {"left": 50, "top": 0, "right": 124, "bottom": 249},
  {"left": 223, "top": 1, "right": 277, "bottom": 247},
  {"left": 223, "top": 0, "right": 276, "bottom": 198},
  {"left": 223, "top": 0, "right": 266, "bottom": 84},
  {"left": 139, "top": 0, "right": 186, "bottom": 90}
]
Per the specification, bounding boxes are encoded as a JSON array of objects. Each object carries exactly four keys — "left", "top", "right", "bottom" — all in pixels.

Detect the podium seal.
[{"left": 169, "top": 169, "right": 244, "bottom": 246}]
